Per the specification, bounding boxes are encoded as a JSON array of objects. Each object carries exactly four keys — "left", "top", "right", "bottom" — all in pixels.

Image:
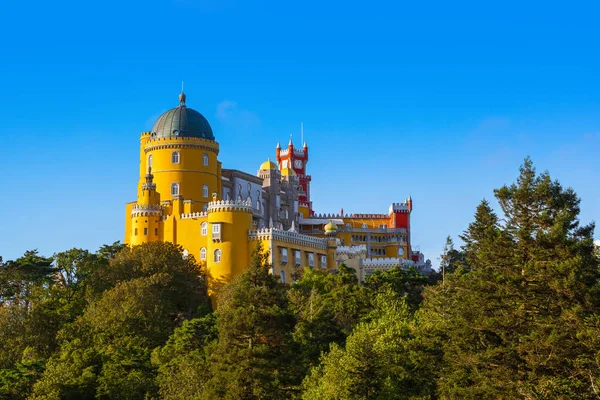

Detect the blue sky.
[{"left": 1, "top": 0, "right": 599, "bottom": 265}]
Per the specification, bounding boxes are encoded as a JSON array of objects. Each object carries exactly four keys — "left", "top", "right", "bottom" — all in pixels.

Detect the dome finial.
[{"left": 179, "top": 81, "right": 186, "bottom": 106}]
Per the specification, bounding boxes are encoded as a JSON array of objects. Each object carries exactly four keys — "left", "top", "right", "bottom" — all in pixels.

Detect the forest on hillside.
[{"left": 1, "top": 158, "right": 600, "bottom": 400}]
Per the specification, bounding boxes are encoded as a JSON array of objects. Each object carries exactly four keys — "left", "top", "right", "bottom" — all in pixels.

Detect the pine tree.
[
  {"left": 201, "top": 244, "right": 300, "bottom": 399},
  {"left": 421, "top": 158, "right": 600, "bottom": 398}
]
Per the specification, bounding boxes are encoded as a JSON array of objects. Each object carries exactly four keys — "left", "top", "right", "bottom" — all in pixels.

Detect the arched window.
[
  {"left": 201, "top": 222, "right": 208, "bottom": 236},
  {"left": 398, "top": 247, "right": 404, "bottom": 257},
  {"left": 172, "top": 151, "right": 180, "bottom": 164},
  {"left": 214, "top": 249, "right": 222, "bottom": 263},
  {"left": 362, "top": 223, "right": 368, "bottom": 228},
  {"left": 280, "top": 269, "right": 286, "bottom": 283},
  {"left": 246, "top": 195, "right": 252, "bottom": 204},
  {"left": 148, "top": 154, "right": 152, "bottom": 168},
  {"left": 202, "top": 184, "right": 209, "bottom": 198},
  {"left": 171, "top": 183, "right": 179, "bottom": 196},
  {"left": 200, "top": 247, "right": 206, "bottom": 261},
  {"left": 203, "top": 153, "right": 209, "bottom": 166}
]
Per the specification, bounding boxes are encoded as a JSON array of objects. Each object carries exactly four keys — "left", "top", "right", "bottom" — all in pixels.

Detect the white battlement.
[
  {"left": 389, "top": 202, "right": 409, "bottom": 213},
  {"left": 207, "top": 199, "right": 252, "bottom": 213},
  {"left": 336, "top": 245, "right": 367, "bottom": 255},
  {"left": 180, "top": 211, "right": 208, "bottom": 220},
  {"left": 248, "top": 228, "right": 328, "bottom": 249},
  {"left": 361, "top": 257, "right": 415, "bottom": 269},
  {"left": 131, "top": 203, "right": 162, "bottom": 217}
]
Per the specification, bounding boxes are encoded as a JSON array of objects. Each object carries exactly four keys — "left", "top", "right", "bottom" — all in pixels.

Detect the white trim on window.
[
  {"left": 201, "top": 222, "right": 208, "bottom": 236},
  {"left": 214, "top": 249, "right": 222, "bottom": 263},
  {"left": 171, "top": 183, "right": 180, "bottom": 196},
  {"left": 203, "top": 152, "right": 209, "bottom": 166},
  {"left": 172, "top": 151, "right": 180, "bottom": 164},
  {"left": 203, "top": 184, "right": 209, "bottom": 198},
  {"left": 200, "top": 247, "right": 206, "bottom": 261}
]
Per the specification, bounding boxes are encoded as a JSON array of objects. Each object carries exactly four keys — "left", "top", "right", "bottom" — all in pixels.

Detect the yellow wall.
[{"left": 140, "top": 134, "right": 220, "bottom": 212}]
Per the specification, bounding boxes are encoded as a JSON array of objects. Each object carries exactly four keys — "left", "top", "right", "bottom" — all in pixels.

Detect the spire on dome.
[
  {"left": 288, "top": 134, "right": 293, "bottom": 147},
  {"left": 276, "top": 141, "right": 281, "bottom": 149},
  {"left": 303, "top": 141, "right": 307, "bottom": 148},
  {"left": 179, "top": 81, "right": 186, "bottom": 106}
]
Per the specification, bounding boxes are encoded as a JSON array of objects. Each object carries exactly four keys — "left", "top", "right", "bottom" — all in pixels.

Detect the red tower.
[
  {"left": 275, "top": 137, "right": 313, "bottom": 215},
  {"left": 389, "top": 196, "right": 412, "bottom": 256}
]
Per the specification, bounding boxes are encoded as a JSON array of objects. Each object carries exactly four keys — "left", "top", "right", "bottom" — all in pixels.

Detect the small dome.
[
  {"left": 260, "top": 157, "right": 278, "bottom": 170},
  {"left": 324, "top": 220, "right": 338, "bottom": 233},
  {"left": 281, "top": 167, "right": 296, "bottom": 177},
  {"left": 151, "top": 92, "right": 214, "bottom": 140}
]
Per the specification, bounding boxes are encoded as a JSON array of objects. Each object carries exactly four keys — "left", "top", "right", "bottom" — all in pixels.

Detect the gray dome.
[{"left": 151, "top": 92, "right": 214, "bottom": 140}]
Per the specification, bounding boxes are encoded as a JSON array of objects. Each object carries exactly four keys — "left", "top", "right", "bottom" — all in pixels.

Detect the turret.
[
  {"left": 130, "top": 167, "right": 162, "bottom": 245},
  {"left": 324, "top": 220, "right": 338, "bottom": 270},
  {"left": 206, "top": 199, "right": 253, "bottom": 290}
]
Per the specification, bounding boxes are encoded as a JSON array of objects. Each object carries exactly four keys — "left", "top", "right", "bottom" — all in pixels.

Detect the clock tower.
[{"left": 275, "top": 136, "right": 313, "bottom": 216}]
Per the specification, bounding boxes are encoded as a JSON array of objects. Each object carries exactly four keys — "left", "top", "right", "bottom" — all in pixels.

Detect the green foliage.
[
  {"left": 364, "top": 266, "right": 428, "bottom": 310},
  {"left": 289, "top": 263, "right": 368, "bottom": 372},
  {"left": 152, "top": 314, "right": 218, "bottom": 400},
  {"left": 201, "top": 244, "right": 300, "bottom": 399},
  {"left": 29, "top": 241, "right": 208, "bottom": 400},
  {"left": 421, "top": 157, "right": 600, "bottom": 398},
  {"left": 302, "top": 292, "right": 436, "bottom": 400}
]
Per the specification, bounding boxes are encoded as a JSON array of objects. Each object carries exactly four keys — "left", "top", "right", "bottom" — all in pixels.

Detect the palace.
[{"left": 124, "top": 91, "right": 431, "bottom": 286}]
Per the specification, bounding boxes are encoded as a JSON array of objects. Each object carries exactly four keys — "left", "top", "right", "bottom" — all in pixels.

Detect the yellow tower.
[
  {"left": 205, "top": 199, "right": 253, "bottom": 288},
  {"left": 126, "top": 90, "right": 222, "bottom": 245},
  {"left": 129, "top": 167, "right": 162, "bottom": 245},
  {"left": 324, "top": 220, "right": 339, "bottom": 269}
]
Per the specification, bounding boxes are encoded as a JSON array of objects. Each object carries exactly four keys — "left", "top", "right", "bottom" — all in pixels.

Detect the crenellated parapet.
[
  {"left": 248, "top": 228, "right": 328, "bottom": 250},
  {"left": 180, "top": 211, "right": 208, "bottom": 220},
  {"left": 336, "top": 245, "right": 367, "bottom": 255},
  {"left": 141, "top": 134, "right": 220, "bottom": 154},
  {"left": 361, "top": 257, "right": 415, "bottom": 269},
  {"left": 207, "top": 199, "right": 253, "bottom": 213},
  {"left": 131, "top": 204, "right": 162, "bottom": 217},
  {"left": 389, "top": 202, "right": 410, "bottom": 213}
]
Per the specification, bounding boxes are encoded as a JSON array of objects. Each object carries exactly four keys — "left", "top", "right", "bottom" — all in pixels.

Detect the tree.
[
  {"left": 438, "top": 235, "right": 466, "bottom": 281},
  {"left": 363, "top": 266, "right": 428, "bottom": 310},
  {"left": 201, "top": 244, "right": 300, "bottom": 399},
  {"left": 302, "top": 292, "right": 437, "bottom": 400},
  {"left": 152, "top": 313, "right": 217, "bottom": 400},
  {"left": 30, "top": 242, "right": 209, "bottom": 400},
  {"left": 289, "top": 263, "right": 368, "bottom": 372},
  {"left": 420, "top": 158, "right": 600, "bottom": 398}
]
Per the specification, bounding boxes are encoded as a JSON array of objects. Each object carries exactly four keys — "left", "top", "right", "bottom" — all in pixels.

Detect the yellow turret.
[{"left": 129, "top": 167, "right": 162, "bottom": 245}]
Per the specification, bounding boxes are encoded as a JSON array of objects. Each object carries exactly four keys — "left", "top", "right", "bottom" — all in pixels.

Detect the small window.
[
  {"left": 214, "top": 249, "right": 222, "bottom": 263},
  {"left": 134, "top": 228, "right": 138, "bottom": 236},
  {"left": 281, "top": 248, "right": 288, "bottom": 263},
  {"left": 398, "top": 248, "right": 405, "bottom": 257},
  {"left": 203, "top": 185, "right": 209, "bottom": 198},
  {"left": 203, "top": 153, "right": 209, "bottom": 166},
  {"left": 294, "top": 250, "right": 301, "bottom": 265},
  {"left": 172, "top": 151, "right": 180, "bottom": 164},
  {"left": 280, "top": 269, "right": 286, "bottom": 284},
  {"left": 362, "top": 223, "right": 367, "bottom": 228},
  {"left": 148, "top": 154, "right": 153, "bottom": 168},
  {"left": 143, "top": 228, "right": 148, "bottom": 236},
  {"left": 201, "top": 222, "right": 208, "bottom": 236},
  {"left": 154, "top": 228, "right": 158, "bottom": 235},
  {"left": 200, "top": 247, "right": 206, "bottom": 261},
  {"left": 212, "top": 223, "right": 221, "bottom": 240},
  {"left": 171, "top": 183, "right": 180, "bottom": 196},
  {"left": 308, "top": 253, "right": 314, "bottom": 267},
  {"left": 321, "top": 255, "right": 327, "bottom": 269}
]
